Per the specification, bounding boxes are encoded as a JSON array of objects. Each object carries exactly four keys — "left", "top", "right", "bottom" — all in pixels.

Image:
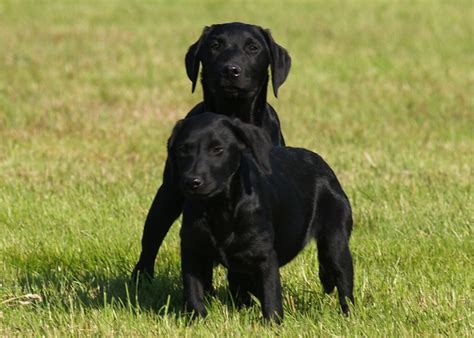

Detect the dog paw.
[{"left": 130, "top": 265, "right": 154, "bottom": 286}]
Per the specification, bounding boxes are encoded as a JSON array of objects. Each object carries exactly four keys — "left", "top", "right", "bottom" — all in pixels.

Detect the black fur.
[
  {"left": 132, "top": 22, "right": 291, "bottom": 282},
  {"left": 169, "top": 113, "right": 354, "bottom": 322}
]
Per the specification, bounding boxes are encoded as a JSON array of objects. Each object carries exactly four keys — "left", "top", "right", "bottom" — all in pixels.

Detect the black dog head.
[
  {"left": 185, "top": 22, "right": 291, "bottom": 98},
  {"left": 167, "top": 113, "right": 272, "bottom": 199}
]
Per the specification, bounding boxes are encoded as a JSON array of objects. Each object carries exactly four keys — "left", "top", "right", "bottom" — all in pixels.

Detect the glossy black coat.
[{"left": 169, "top": 113, "right": 354, "bottom": 322}]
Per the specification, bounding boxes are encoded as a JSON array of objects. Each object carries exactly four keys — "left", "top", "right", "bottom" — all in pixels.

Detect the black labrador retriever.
[
  {"left": 132, "top": 23, "right": 291, "bottom": 281},
  {"left": 169, "top": 113, "right": 354, "bottom": 322}
]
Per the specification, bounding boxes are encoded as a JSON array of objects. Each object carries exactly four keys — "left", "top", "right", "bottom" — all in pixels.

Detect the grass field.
[{"left": 1, "top": 0, "right": 473, "bottom": 336}]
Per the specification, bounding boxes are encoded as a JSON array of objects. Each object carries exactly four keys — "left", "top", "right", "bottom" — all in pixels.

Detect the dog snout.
[
  {"left": 221, "top": 64, "right": 242, "bottom": 78},
  {"left": 184, "top": 177, "right": 203, "bottom": 190}
]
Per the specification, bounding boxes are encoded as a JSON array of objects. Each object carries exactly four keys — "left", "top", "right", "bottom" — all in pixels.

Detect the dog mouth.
[
  {"left": 182, "top": 186, "right": 223, "bottom": 200},
  {"left": 221, "top": 85, "right": 242, "bottom": 93},
  {"left": 182, "top": 187, "right": 213, "bottom": 199},
  {"left": 219, "top": 85, "right": 256, "bottom": 98}
]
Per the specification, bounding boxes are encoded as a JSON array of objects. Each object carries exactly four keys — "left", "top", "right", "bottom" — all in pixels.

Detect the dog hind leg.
[{"left": 317, "top": 231, "right": 354, "bottom": 315}]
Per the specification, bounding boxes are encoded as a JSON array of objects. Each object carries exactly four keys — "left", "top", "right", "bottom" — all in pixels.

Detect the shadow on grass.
[
  {"left": 13, "top": 261, "right": 247, "bottom": 318},
  {"left": 13, "top": 260, "right": 184, "bottom": 316},
  {"left": 12, "top": 252, "right": 337, "bottom": 319}
]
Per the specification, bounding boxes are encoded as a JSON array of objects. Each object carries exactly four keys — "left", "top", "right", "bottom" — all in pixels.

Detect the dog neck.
[{"left": 201, "top": 78, "right": 269, "bottom": 126}]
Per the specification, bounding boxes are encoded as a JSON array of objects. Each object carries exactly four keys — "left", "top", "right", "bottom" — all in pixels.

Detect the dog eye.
[
  {"left": 209, "top": 40, "right": 221, "bottom": 50},
  {"left": 210, "top": 146, "right": 224, "bottom": 155},
  {"left": 246, "top": 44, "right": 259, "bottom": 53}
]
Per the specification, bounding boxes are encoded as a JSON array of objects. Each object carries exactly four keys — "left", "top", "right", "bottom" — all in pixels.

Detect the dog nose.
[
  {"left": 222, "top": 64, "right": 241, "bottom": 78},
  {"left": 185, "top": 177, "right": 203, "bottom": 190}
]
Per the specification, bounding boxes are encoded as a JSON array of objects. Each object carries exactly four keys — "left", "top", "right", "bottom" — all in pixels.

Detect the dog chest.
[
  {"left": 213, "top": 232, "right": 269, "bottom": 272},
  {"left": 182, "top": 215, "right": 269, "bottom": 272}
]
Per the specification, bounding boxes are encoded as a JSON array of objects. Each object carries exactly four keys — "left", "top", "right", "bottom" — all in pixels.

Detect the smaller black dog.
[{"left": 169, "top": 113, "right": 354, "bottom": 322}]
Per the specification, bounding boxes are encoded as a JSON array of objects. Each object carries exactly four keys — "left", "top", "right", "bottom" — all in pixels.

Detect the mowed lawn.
[{"left": 0, "top": 0, "right": 472, "bottom": 336}]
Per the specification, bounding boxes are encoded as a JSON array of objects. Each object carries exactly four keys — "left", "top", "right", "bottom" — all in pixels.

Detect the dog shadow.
[
  {"left": 14, "top": 260, "right": 249, "bottom": 318},
  {"left": 14, "top": 260, "right": 184, "bottom": 316},
  {"left": 13, "top": 254, "right": 335, "bottom": 319}
]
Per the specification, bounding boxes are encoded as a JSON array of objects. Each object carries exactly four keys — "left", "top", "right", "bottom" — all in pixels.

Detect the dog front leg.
[
  {"left": 132, "top": 160, "right": 184, "bottom": 283},
  {"left": 258, "top": 251, "right": 283, "bottom": 323},
  {"left": 181, "top": 248, "right": 208, "bottom": 318}
]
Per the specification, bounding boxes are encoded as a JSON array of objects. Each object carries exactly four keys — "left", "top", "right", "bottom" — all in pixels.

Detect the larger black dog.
[
  {"left": 132, "top": 23, "right": 291, "bottom": 280},
  {"left": 169, "top": 113, "right": 354, "bottom": 322}
]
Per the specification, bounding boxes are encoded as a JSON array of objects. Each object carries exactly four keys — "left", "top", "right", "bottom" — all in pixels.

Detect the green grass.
[{"left": 1, "top": 0, "right": 473, "bottom": 335}]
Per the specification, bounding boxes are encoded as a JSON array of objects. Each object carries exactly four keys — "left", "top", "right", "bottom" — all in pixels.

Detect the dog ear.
[
  {"left": 165, "top": 119, "right": 185, "bottom": 182},
  {"left": 261, "top": 28, "right": 291, "bottom": 98},
  {"left": 227, "top": 118, "right": 273, "bottom": 174},
  {"left": 185, "top": 26, "right": 213, "bottom": 93}
]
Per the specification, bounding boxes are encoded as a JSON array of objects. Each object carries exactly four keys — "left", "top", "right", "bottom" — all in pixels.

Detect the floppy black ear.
[
  {"left": 228, "top": 119, "right": 273, "bottom": 174},
  {"left": 165, "top": 119, "right": 185, "bottom": 182},
  {"left": 185, "top": 26, "right": 212, "bottom": 93},
  {"left": 261, "top": 28, "right": 291, "bottom": 98}
]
